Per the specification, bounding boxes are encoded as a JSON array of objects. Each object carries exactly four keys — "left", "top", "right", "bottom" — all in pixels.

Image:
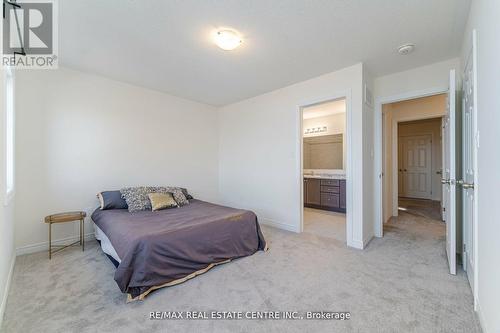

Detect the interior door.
[
  {"left": 401, "top": 135, "right": 432, "bottom": 199},
  {"left": 443, "top": 69, "right": 457, "bottom": 275},
  {"left": 398, "top": 141, "right": 403, "bottom": 195},
  {"left": 441, "top": 121, "right": 446, "bottom": 221},
  {"left": 460, "top": 32, "right": 477, "bottom": 292}
]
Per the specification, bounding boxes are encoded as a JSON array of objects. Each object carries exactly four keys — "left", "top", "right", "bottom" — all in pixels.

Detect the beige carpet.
[
  {"left": 303, "top": 208, "right": 346, "bottom": 242},
  {"left": 1, "top": 212, "right": 480, "bottom": 333}
]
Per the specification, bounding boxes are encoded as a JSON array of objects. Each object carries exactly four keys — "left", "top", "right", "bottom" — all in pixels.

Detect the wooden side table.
[{"left": 44, "top": 211, "right": 86, "bottom": 259}]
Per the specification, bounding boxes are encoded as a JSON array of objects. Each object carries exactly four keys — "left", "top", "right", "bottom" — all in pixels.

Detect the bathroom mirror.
[{"left": 303, "top": 134, "right": 343, "bottom": 170}]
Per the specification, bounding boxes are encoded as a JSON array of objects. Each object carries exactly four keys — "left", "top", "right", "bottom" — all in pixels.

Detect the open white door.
[
  {"left": 460, "top": 30, "right": 478, "bottom": 296},
  {"left": 442, "top": 69, "right": 456, "bottom": 275}
]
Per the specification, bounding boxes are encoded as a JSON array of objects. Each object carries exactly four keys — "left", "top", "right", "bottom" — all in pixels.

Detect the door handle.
[
  {"left": 457, "top": 179, "right": 474, "bottom": 189},
  {"left": 441, "top": 178, "right": 457, "bottom": 185}
]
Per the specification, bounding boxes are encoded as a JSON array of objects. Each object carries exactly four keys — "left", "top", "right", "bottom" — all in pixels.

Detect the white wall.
[
  {"left": 382, "top": 94, "right": 446, "bottom": 222},
  {"left": 374, "top": 58, "right": 460, "bottom": 99},
  {"left": 218, "top": 63, "right": 370, "bottom": 248},
  {"left": 362, "top": 65, "right": 376, "bottom": 244},
  {"left": 14, "top": 68, "right": 219, "bottom": 253},
  {"left": 0, "top": 69, "right": 16, "bottom": 326},
  {"left": 460, "top": 1, "right": 500, "bottom": 332}
]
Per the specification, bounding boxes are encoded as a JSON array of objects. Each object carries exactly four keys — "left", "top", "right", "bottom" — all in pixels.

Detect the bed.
[{"left": 91, "top": 199, "right": 267, "bottom": 301}]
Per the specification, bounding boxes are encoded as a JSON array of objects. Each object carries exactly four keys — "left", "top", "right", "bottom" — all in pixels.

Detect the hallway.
[{"left": 398, "top": 197, "right": 442, "bottom": 221}]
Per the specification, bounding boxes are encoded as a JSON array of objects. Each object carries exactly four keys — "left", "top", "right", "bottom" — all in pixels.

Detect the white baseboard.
[
  {"left": 0, "top": 254, "right": 16, "bottom": 328},
  {"left": 363, "top": 235, "right": 374, "bottom": 248},
  {"left": 15, "top": 233, "right": 96, "bottom": 256},
  {"left": 260, "top": 218, "right": 300, "bottom": 233},
  {"left": 347, "top": 238, "right": 364, "bottom": 249},
  {"left": 476, "top": 300, "right": 489, "bottom": 333},
  {"left": 347, "top": 234, "right": 374, "bottom": 250}
]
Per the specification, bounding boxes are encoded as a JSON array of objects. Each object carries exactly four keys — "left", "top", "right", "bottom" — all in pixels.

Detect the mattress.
[
  {"left": 94, "top": 223, "right": 121, "bottom": 264},
  {"left": 91, "top": 199, "right": 267, "bottom": 301}
]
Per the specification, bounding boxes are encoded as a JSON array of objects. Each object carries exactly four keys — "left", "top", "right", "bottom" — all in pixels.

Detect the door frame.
[
  {"left": 398, "top": 133, "right": 434, "bottom": 200},
  {"left": 374, "top": 87, "right": 448, "bottom": 237},
  {"left": 298, "top": 91, "right": 353, "bottom": 247}
]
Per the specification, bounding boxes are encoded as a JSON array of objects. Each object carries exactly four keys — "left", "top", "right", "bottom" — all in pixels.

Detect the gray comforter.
[{"left": 91, "top": 200, "right": 267, "bottom": 299}]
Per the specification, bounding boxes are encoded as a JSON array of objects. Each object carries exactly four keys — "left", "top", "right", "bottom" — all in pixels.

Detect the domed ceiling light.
[{"left": 213, "top": 29, "right": 242, "bottom": 51}]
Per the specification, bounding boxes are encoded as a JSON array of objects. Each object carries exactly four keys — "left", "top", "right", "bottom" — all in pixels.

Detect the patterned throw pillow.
[
  {"left": 180, "top": 188, "right": 193, "bottom": 200},
  {"left": 148, "top": 192, "right": 178, "bottom": 211},
  {"left": 120, "top": 186, "right": 156, "bottom": 212},
  {"left": 120, "top": 186, "right": 190, "bottom": 212}
]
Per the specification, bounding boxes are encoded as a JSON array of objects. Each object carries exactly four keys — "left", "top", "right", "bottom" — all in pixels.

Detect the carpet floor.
[
  {"left": 1, "top": 212, "right": 480, "bottom": 333},
  {"left": 303, "top": 208, "right": 346, "bottom": 242}
]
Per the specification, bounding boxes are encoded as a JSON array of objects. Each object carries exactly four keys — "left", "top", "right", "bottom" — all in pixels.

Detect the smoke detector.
[{"left": 397, "top": 44, "right": 415, "bottom": 55}]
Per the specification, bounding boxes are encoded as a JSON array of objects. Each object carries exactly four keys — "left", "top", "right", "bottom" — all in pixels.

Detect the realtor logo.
[{"left": 2, "top": 0, "right": 58, "bottom": 69}]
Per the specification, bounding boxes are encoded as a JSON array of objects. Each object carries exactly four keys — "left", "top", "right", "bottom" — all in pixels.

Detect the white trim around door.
[
  {"left": 297, "top": 90, "right": 354, "bottom": 247},
  {"left": 374, "top": 87, "right": 448, "bottom": 238}
]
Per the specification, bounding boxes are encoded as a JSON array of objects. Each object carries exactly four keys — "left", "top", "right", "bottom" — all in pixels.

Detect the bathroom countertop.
[{"left": 303, "top": 174, "right": 346, "bottom": 180}]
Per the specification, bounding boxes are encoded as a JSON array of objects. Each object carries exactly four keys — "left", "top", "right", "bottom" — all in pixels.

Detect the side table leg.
[
  {"left": 82, "top": 218, "right": 85, "bottom": 252},
  {"left": 48, "top": 222, "right": 52, "bottom": 260}
]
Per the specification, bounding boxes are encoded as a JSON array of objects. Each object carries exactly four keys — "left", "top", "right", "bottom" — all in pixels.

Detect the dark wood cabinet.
[
  {"left": 304, "top": 178, "right": 321, "bottom": 206},
  {"left": 321, "top": 192, "right": 340, "bottom": 208},
  {"left": 304, "top": 177, "right": 346, "bottom": 213},
  {"left": 339, "top": 179, "right": 346, "bottom": 210}
]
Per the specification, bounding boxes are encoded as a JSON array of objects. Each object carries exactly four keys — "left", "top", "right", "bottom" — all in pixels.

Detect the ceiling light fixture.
[
  {"left": 397, "top": 44, "right": 415, "bottom": 55},
  {"left": 213, "top": 29, "right": 242, "bottom": 51}
]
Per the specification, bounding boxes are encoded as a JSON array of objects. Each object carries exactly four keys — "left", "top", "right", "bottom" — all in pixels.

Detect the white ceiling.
[
  {"left": 59, "top": 0, "right": 471, "bottom": 106},
  {"left": 303, "top": 99, "right": 346, "bottom": 119}
]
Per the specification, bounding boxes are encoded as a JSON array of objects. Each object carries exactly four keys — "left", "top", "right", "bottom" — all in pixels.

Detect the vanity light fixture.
[
  {"left": 304, "top": 126, "right": 327, "bottom": 134},
  {"left": 213, "top": 29, "right": 242, "bottom": 51}
]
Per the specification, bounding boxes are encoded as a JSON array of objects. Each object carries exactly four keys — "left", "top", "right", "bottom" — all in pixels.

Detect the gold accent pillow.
[{"left": 148, "top": 192, "right": 178, "bottom": 211}]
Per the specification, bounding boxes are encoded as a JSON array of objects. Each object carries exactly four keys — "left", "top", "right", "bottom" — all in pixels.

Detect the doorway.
[
  {"left": 375, "top": 69, "right": 460, "bottom": 277},
  {"left": 380, "top": 94, "right": 447, "bottom": 225},
  {"left": 299, "top": 95, "right": 352, "bottom": 245},
  {"left": 397, "top": 118, "right": 443, "bottom": 220}
]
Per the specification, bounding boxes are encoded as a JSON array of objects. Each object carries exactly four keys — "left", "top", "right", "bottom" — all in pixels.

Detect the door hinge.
[{"left": 463, "top": 244, "right": 466, "bottom": 253}]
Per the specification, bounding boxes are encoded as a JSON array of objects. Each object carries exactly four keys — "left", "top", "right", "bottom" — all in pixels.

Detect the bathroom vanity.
[{"left": 303, "top": 175, "right": 346, "bottom": 213}]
